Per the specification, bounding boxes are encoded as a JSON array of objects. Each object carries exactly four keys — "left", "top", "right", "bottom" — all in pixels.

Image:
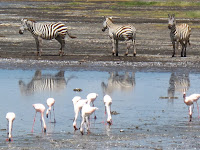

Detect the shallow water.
[{"left": 0, "top": 68, "right": 200, "bottom": 149}]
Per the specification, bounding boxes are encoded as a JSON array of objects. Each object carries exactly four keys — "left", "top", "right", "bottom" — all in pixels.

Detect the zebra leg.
[
  {"left": 172, "top": 41, "right": 176, "bottom": 57},
  {"left": 180, "top": 41, "right": 185, "bottom": 57},
  {"left": 116, "top": 40, "right": 118, "bottom": 56},
  {"left": 35, "top": 37, "right": 42, "bottom": 56},
  {"left": 111, "top": 38, "right": 115, "bottom": 56},
  {"left": 55, "top": 35, "right": 65, "bottom": 56},
  {"left": 184, "top": 42, "right": 187, "bottom": 57}
]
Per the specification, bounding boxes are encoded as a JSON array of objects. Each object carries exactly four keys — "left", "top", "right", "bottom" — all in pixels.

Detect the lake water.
[{"left": 0, "top": 68, "right": 200, "bottom": 149}]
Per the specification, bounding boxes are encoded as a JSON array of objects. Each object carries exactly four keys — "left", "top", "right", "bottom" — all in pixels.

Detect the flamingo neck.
[{"left": 105, "top": 105, "right": 112, "bottom": 122}]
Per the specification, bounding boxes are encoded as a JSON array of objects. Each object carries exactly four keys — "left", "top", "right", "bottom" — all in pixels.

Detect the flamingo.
[
  {"left": 72, "top": 96, "right": 88, "bottom": 130},
  {"left": 32, "top": 103, "right": 46, "bottom": 133},
  {"left": 6, "top": 112, "right": 15, "bottom": 142},
  {"left": 80, "top": 104, "right": 98, "bottom": 135},
  {"left": 46, "top": 98, "right": 56, "bottom": 123},
  {"left": 103, "top": 95, "right": 112, "bottom": 125},
  {"left": 183, "top": 92, "right": 200, "bottom": 121},
  {"left": 87, "top": 93, "right": 98, "bottom": 119}
]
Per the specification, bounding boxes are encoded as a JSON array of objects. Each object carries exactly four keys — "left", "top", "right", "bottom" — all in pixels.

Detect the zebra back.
[{"left": 176, "top": 23, "right": 191, "bottom": 41}]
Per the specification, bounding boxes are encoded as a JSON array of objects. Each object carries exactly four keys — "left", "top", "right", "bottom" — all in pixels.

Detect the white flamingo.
[
  {"left": 32, "top": 103, "right": 46, "bottom": 133},
  {"left": 46, "top": 98, "right": 56, "bottom": 123},
  {"left": 87, "top": 93, "right": 98, "bottom": 119},
  {"left": 103, "top": 94, "right": 112, "bottom": 125},
  {"left": 6, "top": 112, "right": 15, "bottom": 142},
  {"left": 72, "top": 96, "right": 88, "bottom": 130},
  {"left": 80, "top": 104, "right": 98, "bottom": 135},
  {"left": 183, "top": 92, "right": 200, "bottom": 121}
]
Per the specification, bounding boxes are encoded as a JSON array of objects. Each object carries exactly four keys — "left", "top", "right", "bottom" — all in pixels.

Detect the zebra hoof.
[
  {"left": 133, "top": 53, "right": 136, "bottom": 57},
  {"left": 124, "top": 53, "right": 128, "bottom": 56}
]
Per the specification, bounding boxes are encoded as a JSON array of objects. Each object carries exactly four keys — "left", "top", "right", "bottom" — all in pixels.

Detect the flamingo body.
[
  {"left": 103, "top": 94, "right": 112, "bottom": 125},
  {"left": 183, "top": 93, "right": 200, "bottom": 121},
  {"left": 6, "top": 112, "right": 15, "bottom": 142},
  {"left": 32, "top": 103, "right": 46, "bottom": 132},
  {"left": 46, "top": 98, "right": 56, "bottom": 122},
  {"left": 72, "top": 96, "right": 88, "bottom": 130},
  {"left": 87, "top": 93, "right": 98, "bottom": 105},
  {"left": 80, "top": 104, "right": 98, "bottom": 135}
]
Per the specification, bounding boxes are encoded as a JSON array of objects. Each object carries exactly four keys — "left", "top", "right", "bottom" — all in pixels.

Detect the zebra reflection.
[
  {"left": 102, "top": 72, "right": 135, "bottom": 95},
  {"left": 19, "top": 70, "right": 72, "bottom": 95},
  {"left": 168, "top": 72, "right": 190, "bottom": 99}
]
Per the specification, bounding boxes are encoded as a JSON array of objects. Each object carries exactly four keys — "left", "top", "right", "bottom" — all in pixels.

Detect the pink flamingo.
[
  {"left": 6, "top": 112, "right": 15, "bottom": 142},
  {"left": 80, "top": 104, "right": 98, "bottom": 135},
  {"left": 87, "top": 93, "right": 98, "bottom": 119},
  {"left": 72, "top": 96, "right": 88, "bottom": 130},
  {"left": 183, "top": 92, "right": 200, "bottom": 121},
  {"left": 46, "top": 98, "right": 56, "bottom": 123},
  {"left": 103, "top": 94, "right": 112, "bottom": 125},
  {"left": 32, "top": 103, "right": 46, "bottom": 133}
]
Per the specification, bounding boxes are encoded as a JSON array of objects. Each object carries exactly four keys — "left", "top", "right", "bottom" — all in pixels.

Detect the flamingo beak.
[
  {"left": 46, "top": 114, "right": 48, "bottom": 118},
  {"left": 44, "top": 128, "right": 46, "bottom": 133}
]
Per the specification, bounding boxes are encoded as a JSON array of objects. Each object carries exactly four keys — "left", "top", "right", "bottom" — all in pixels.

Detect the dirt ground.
[{"left": 1, "top": 1, "right": 200, "bottom": 71}]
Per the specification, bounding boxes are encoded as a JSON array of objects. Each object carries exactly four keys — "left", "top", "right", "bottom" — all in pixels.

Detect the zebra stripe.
[
  {"left": 168, "top": 14, "right": 191, "bottom": 57},
  {"left": 19, "top": 18, "right": 76, "bottom": 56},
  {"left": 102, "top": 17, "right": 136, "bottom": 56}
]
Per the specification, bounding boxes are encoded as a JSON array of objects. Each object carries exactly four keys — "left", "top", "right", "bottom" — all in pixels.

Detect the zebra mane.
[
  {"left": 24, "top": 18, "right": 36, "bottom": 23},
  {"left": 107, "top": 17, "right": 113, "bottom": 23}
]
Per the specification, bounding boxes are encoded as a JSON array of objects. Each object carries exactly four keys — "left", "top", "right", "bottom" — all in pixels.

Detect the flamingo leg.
[
  {"left": 53, "top": 105, "right": 56, "bottom": 123},
  {"left": 196, "top": 102, "right": 200, "bottom": 119},
  {"left": 31, "top": 112, "right": 37, "bottom": 132}
]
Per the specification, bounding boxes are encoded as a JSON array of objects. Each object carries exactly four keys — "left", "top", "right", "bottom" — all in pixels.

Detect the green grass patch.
[{"left": 117, "top": 1, "right": 200, "bottom": 7}]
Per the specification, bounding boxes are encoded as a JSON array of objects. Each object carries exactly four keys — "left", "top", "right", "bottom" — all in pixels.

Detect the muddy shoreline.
[{"left": 1, "top": 1, "right": 200, "bottom": 72}]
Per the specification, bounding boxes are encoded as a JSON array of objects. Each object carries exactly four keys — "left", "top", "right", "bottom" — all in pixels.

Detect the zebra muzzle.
[
  {"left": 19, "top": 30, "right": 24, "bottom": 34},
  {"left": 102, "top": 28, "right": 106, "bottom": 32}
]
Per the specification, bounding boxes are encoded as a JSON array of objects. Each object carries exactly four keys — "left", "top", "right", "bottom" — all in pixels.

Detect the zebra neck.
[
  {"left": 106, "top": 19, "right": 114, "bottom": 29},
  {"left": 171, "top": 25, "right": 176, "bottom": 34}
]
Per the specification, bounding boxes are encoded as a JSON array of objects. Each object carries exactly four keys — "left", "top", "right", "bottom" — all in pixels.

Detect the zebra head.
[
  {"left": 19, "top": 18, "right": 35, "bottom": 34},
  {"left": 102, "top": 17, "right": 113, "bottom": 32},
  {"left": 168, "top": 14, "right": 176, "bottom": 29}
]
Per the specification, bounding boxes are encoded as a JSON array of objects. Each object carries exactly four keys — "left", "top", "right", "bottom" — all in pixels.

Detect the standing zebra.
[
  {"left": 19, "top": 18, "right": 76, "bottom": 56},
  {"left": 168, "top": 14, "right": 191, "bottom": 57},
  {"left": 102, "top": 17, "right": 136, "bottom": 56}
]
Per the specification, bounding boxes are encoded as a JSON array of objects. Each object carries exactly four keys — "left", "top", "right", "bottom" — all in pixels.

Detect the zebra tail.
[{"left": 66, "top": 31, "right": 77, "bottom": 39}]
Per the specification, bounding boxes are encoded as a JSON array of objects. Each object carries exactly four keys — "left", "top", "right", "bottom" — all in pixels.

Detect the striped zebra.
[
  {"left": 102, "top": 17, "right": 136, "bottom": 56},
  {"left": 19, "top": 18, "right": 76, "bottom": 56},
  {"left": 168, "top": 14, "right": 191, "bottom": 57}
]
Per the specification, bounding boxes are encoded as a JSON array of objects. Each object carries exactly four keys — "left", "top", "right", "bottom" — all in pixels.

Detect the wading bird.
[
  {"left": 87, "top": 93, "right": 98, "bottom": 119},
  {"left": 72, "top": 96, "right": 88, "bottom": 130},
  {"left": 183, "top": 92, "right": 200, "bottom": 121},
  {"left": 80, "top": 104, "right": 98, "bottom": 135},
  {"left": 6, "top": 112, "right": 15, "bottom": 142},
  {"left": 103, "top": 95, "right": 112, "bottom": 125},
  {"left": 32, "top": 103, "right": 46, "bottom": 133},
  {"left": 46, "top": 98, "right": 56, "bottom": 123}
]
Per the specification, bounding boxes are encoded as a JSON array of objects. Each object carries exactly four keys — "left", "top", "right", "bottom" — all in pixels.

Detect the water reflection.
[
  {"left": 101, "top": 72, "right": 135, "bottom": 95},
  {"left": 18, "top": 70, "right": 72, "bottom": 95},
  {"left": 168, "top": 72, "right": 190, "bottom": 98}
]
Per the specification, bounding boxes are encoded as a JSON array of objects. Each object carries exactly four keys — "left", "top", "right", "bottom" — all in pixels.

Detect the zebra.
[
  {"left": 102, "top": 17, "right": 136, "bottom": 56},
  {"left": 19, "top": 18, "right": 76, "bottom": 56},
  {"left": 168, "top": 14, "right": 191, "bottom": 57}
]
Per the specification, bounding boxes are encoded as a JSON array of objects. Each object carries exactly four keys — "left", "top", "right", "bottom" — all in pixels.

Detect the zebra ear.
[
  {"left": 172, "top": 14, "right": 175, "bottom": 18},
  {"left": 168, "top": 14, "right": 170, "bottom": 18}
]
